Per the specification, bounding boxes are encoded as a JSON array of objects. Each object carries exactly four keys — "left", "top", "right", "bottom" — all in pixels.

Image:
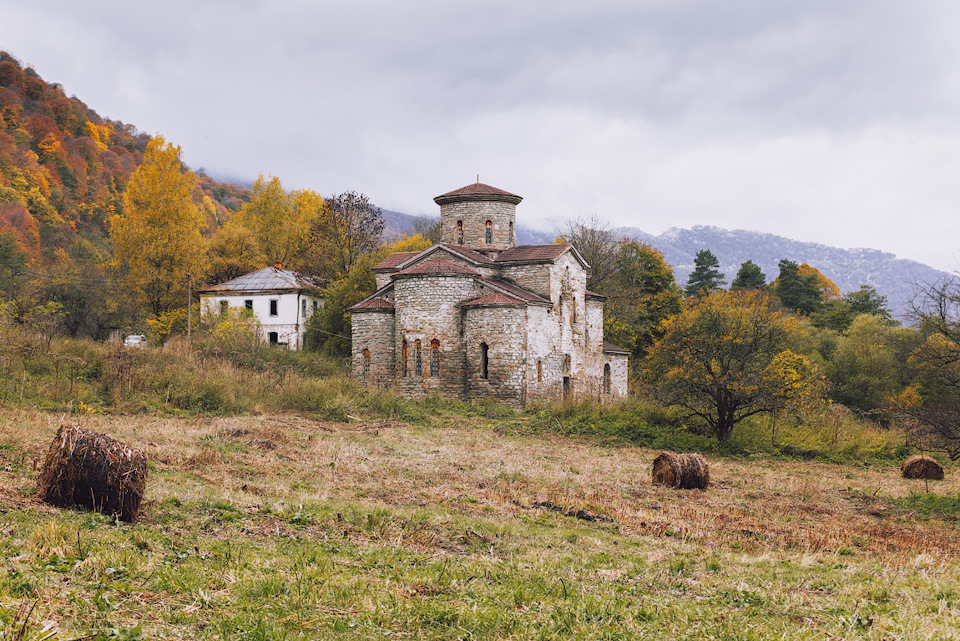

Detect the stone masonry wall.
[
  {"left": 352, "top": 310, "right": 396, "bottom": 387},
  {"left": 440, "top": 200, "right": 516, "bottom": 248},
  {"left": 464, "top": 305, "right": 528, "bottom": 409},
  {"left": 393, "top": 275, "right": 481, "bottom": 399}
]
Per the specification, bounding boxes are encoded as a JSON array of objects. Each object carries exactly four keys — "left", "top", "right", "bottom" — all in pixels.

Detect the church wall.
[
  {"left": 524, "top": 305, "right": 565, "bottom": 404},
  {"left": 351, "top": 310, "right": 396, "bottom": 387},
  {"left": 498, "top": 263, "right": 552, "bottom": 299},
  {"left": 551, "top": 253, "right": 590, "bottom": 398},
  {"left": 393, "top": 275, "right": 481, "bottom": 399},
  {"left": 440, "top": 200, "right": 516, "bottom": 248},
  {"left": 605, "top": 353, "right": 629, "bottom": 399},
  {"left": 463, "top": 305, "right": 528, "bottom": 409}
]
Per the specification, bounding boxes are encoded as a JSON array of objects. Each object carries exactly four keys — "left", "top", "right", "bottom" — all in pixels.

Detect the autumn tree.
[
  {"left": 644, "top": 289, "right": 826, "bottom": 442},
  {"left": 206, "top": 222, "right": 266, "bottom": 285},
  {"left": 601, "top": 240, "right": 683, "bottom": 361},
  {"left": 897, "top": 277, "right": 960, "bottom": 458},
  {"left": 557, "top": 215, "right": 619, "bottom": 292},
  {"left": 307, "top": 234, "right": 432, "bottom": 356},
  {"left": 685, "top": 249, "right": 725, "bottom": 297},
  {"left": 232, "top": 174, "right": 323, "bottom": 269},
  {"left": 304, "top": 191, "right": 385, "bottom": 282},
  {"left": 730, "top": 260, "right": 767, "bottom": 290},
  {"left": 109, "top": 136, "right": 206, "bottom": 317}
]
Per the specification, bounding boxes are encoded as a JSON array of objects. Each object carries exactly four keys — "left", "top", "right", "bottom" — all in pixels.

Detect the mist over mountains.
[{"left": 383, "top": 212, "right": 948, "bottom": 321}]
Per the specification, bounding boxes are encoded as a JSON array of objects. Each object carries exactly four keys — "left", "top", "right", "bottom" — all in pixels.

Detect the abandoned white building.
[
  {"left": 349, "top": 182, "right": 629, "bottom": 408},
  {"left": 199, "top": 266, "right": 323, "bottom": 349}
]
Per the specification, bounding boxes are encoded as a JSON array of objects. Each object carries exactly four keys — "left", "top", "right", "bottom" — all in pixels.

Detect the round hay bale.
[
  {"left": 36, "top": 424, "right": 148, "bottom": 522},
  {"left": 651, "top": 452, "right": 709, "bottom": 490},
  {"left": 901, "top": 454, "right": 944, "bottom": 480}
]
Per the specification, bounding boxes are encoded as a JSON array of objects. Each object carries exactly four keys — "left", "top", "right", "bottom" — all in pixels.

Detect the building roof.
[
  {"left": 394, "top": 258, "right": 480, "bottom": 277},
  {"left": 585, "top": 289, "right": 606, "bottom": 300},
  {"left": 495, "top": 243, "right": 571, "bottom": 263},
  {"left": 373, "top": 251, "right": 422, "bottom": 271},
  {"left": 348, "top": 297, "right": 396, "bottom": 312},
  {"left": 461, "top": 292, "right": 527, "bottom": 308},
  {"left": 439, "top": 243, "right": 498, "bottom": 265},
  {"left": 200, "top": 267, "right": 321, "bottom": 294},
  {"left": 434, "top": 182, "right": 523, "bottom": 206},
  {"left": 602, "top": 341, "right": 630, "bottom": 355},
  {"left": 480, "top": 277, "right": 551, "bottom": 304}
]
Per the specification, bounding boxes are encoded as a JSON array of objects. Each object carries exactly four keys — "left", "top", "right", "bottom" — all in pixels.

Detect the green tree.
[
  {"left": 644, "top": 289, "right": 826, "bottom": 442},
  {"left": 824, "top": 314, "right": 915, "bottom": 414},
  {"left": 730, "top": 260, "right": 767, "bottom": 290},
  {"left": 685, "top": 249, "right": 725, "bottom": 297},
  {"left": 812, "top": 285, "right": 896, "bottom": 332},
  {"left": 109, "top": 136, "right": 206, "bottom": 317},
  {"left": 601, "top": 240, "right": 683, "bottom": 361},
  {"left": 773, "top": 259, "right": 822, "bottom": 315}
]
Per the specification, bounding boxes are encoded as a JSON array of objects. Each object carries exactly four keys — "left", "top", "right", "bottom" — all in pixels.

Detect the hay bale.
[
  {"left": 651, "top": 452, "right": 710, "bottom": 490},
  {"left": 36, "top": 425, "right": 148, "bottom": 522},
  {"left": 901, "top": 454, "right": 944, "bottom": 480}
]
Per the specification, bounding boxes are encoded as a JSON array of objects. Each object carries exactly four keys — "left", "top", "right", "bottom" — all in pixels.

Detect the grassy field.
[{"left": 1, "top": 406, "right": 960, "bottom": 640}]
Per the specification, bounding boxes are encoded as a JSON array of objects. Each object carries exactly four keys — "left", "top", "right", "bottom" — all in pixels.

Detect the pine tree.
[
  {"left": 773, "top": 259, "right": 823, "bottom": 315},
  {"left": 730, "top": 260, "right": 767, "bottom": 290},
  {"left": 685, "top": 249, "right": 725, "bottom": 297}
]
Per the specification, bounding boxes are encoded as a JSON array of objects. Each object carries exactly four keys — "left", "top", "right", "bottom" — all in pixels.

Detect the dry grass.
[{"left": 3, "top": 407, "right": 960, "bottom": 638}]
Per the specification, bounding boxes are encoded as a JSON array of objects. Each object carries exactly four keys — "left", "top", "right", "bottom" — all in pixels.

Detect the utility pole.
[{"left": 187, "top": 274, "right": 192, "bottom": 343}]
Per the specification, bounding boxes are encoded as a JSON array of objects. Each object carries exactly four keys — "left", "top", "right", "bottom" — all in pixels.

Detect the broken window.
[
  {"left": 244, "top": 299, "right": 253, "bottom": 310},
  {"left": 220, "top": 300, "right": 228, "bottom": 315}
]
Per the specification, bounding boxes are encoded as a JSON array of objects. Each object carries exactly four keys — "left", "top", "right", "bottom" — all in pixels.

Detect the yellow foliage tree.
[
  {"left": 232, "top": 174, "right": 323, "bottom": 269},
  {"left": 109, "top": 136, "right": 206, "bottom": 317},
  {"left": 644, "top": 289, "right": 826, "bottom": 441}
]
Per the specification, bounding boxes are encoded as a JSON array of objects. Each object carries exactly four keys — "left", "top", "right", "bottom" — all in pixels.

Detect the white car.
[{"left": 123, "top": 334, "right": 147, "bottom": 348}]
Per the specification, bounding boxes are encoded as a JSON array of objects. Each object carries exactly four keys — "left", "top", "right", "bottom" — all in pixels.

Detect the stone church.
[{"left": 349, "top": 182, "right": 628, "bottom": 408}]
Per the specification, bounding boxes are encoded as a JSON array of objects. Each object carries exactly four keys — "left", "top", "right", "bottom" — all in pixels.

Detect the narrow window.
[
  {"left": 402, "top": 340, "right": 408, "bottom": 377},
  {"left": 244, "top": 299, "right": 253, "bottom": 310},
  {"left": 457, "top": 220, "right": 463, "bottom": 245},
  {"left": 363, "top": 348, "right": 371, "bottom": 381},
  {"left": 415, "top": 340, "right": 422, "bottom": 377},
  {"left": 302, "top": 299, "right": 307, "bottom": 317},
  {"left": 431, "top": 339, "right": 440, "bottom": 376},
  {"left": 509, "top": 221, "right": 514, "bottom": 243},
  {"left": 537, "top": 360, "right": 542, "bottom": 383},
  {"left": 480, "top": 342, "right": 488, "bottom": 379},
  {"left": 313, "top": 300, "right": 318, "bottom": 312},
  {"left": 269, "top": 299, "right": 278, "bottom": 316},
  {"left": 485, "top": 220, "right": 492, "bottom": 244},
  {"left": 220, "top": 300, "right": 228, "bottom": 315},
  {"left": 571, "top": 299, "right": 577, "bottom": 325},
  {"left": 603, "top": 364, "right": 611, "bottom": 395},
  {"left": 268, "top": 332, "right": 279, "bottom": 345}
]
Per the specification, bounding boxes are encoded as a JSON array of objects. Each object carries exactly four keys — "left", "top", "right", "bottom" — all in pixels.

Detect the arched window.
[
  {"left": 415, "top": 340, "right": 422, "bottom": 377},
  {"left": 480, "top": 342, "right": 489, "bottom": 379},
  {"left": 401, "top": 340, "right": 408, "bottom": 377},
  {"left": 485, "top": 220, "right": 492, "bottom": 244},
  {"left": 362, "top": 349, "right": 371, "bottom": 381},
  {"left": 456, "top": 220, "right": 464, "bottom": 245},
  {"left": 431, "top": 339, "right": 440, "bottom": 376},
  {"left": 537, "top": 360, "right": 542, "bottom": 383},
  {"left": 603, "top": 364, "right": 611, "bottom": 395}
]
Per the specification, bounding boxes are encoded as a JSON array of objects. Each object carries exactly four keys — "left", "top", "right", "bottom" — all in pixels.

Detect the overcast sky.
[{"left": 4, "top": 1, "right": 960, "bottom": 270}]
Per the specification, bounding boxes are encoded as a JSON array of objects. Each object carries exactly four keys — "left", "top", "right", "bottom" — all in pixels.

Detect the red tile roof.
[
  {"left": 395, "top": 259, "right": 479, "bottom": 277},
  {"left": 434, "top": 182, "right": 522, "bottom": 205},
  {"left": 348, "top": 297, "right": 395, "bottom": 312},
  {"left": 479, "top": 277, "right": 550, "bottom": 304},
  {"left": 461, "top": 292, "right": 527, "bottom": 308},
  {"left": 603, "top": 341, "right": 630, "bottom": 355},
  {"left": 373, "top": 251, "right": 422, "bottom": 271},
  {"left": 586, "top": 289, "right": 606, "bottom": 300},
  {"left": 495, "top": 243, "right": 571, "bottom": 263},
  {"left": 439, "top": 243, "right": 497, "bottom": 265}
]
